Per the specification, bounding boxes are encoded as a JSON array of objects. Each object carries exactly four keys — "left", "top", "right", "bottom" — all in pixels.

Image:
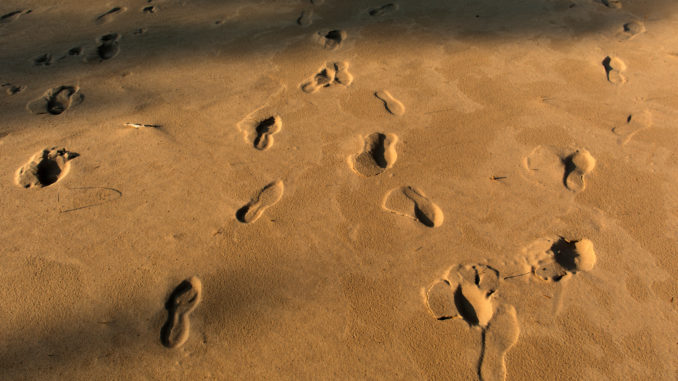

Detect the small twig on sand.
[{"left": 124, "top": 122, "right": 162, "bottom": 128}]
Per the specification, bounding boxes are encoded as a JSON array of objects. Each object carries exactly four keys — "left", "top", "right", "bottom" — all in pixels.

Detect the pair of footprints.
[
  {"left": 349, "top": 132, "right": 442, "bottom": 228},
  {"left": 524, "top": 147, "right": 596, "bottom": 193},
  {"left": 239, "top": 88, "right": 404, "bottom": 152},
  {"left": 232, "top": 182, "right": 444, "bottom": 230}
]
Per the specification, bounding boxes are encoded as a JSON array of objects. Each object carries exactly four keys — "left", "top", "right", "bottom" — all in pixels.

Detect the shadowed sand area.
[{"left": 1, "top": 0, "right": 678, "bottom": 379}]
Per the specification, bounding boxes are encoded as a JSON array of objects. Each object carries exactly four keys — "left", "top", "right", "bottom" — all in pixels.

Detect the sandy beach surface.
[{"left": 1, "top": 0, "right": 677, "bottom": 379}]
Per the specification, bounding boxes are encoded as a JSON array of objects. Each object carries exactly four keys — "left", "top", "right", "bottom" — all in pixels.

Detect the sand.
[{"left": 1, "top": 0, "right": 677, "bottom": 379}]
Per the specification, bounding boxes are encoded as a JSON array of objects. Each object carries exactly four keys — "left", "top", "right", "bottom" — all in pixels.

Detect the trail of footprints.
[
  {"left": 425, "top": 240, "right": 596, "bottom": 380},
  {"left": 9, "top": 1, "right": 617, "bottom": 365}
]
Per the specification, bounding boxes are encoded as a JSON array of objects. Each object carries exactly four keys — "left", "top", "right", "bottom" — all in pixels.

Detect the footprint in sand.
[
  {"left": 525, "top": 237, "right": 597, "bottom": 282},
  {"left": 161, "top": 276, "right": 202, "bottom": 349},
  {"left": 523, "top": 146, "right": 595, "bottom": 193},
  {"left": 621, "top": 21, "right": 645, "bottom": 39},
  {"left": 33, "top": 54, "right": 54, "bottom": 67},
  {"left": 612, "top": 110, "right": 652, "bottom": 145},
  {"left": 297, "top": 8, "right": 313, "bottom": 26},
  {"left": 602, "top": 56, "right": 626, "bottom": 85},
  {"left": 563, "top": 149, "right": 596, "bottom": 192},
  {"left": 349, "top": 133, "right": 398, "bottom": 177},
  {"left": 253, "top": 116, "right": 282, "bottom": 151},
  {"left": 95, "top": 7, "right": 126, "bottom": 24},
  {"left": 426, "top": 264, "right": 499, "bottom": 325},
  {"left": 27, "top": 85, "right": 84, "bottom": 115},
  {"left": 0, "top": 9, "right": 31, "bottom": 25},
  {"left": 425, "top": 264, "right": 519, "bottom": 381},
  {"left": 143, "top": 6, "right": 157, "bottom": 14},
  {"left": 2, "top": 83, "right": 25, "bottom": 95},
  {"left": 383, "top": 186, "right": 443, "bottom": 228},
  {"left": 68, "top": 47, "right": 84, "bottom": 57},
  {"left": 369, "top": 3, "right": 399, "bottom": 17},
  {"left": 237, "top": 112, "right": 283, "bottom": 151},
  {"left": 479, "top": 304, "right": 520, "bottom": 381},
  {"left": 375, "top": 90, "right": 405, "bottom": 116},
  {"left": 58, "top": 186, "right": 122, "bottom": 213},
  {"left": 96, "top": 33, "right": 121, "bottom": 60},
  {"left": 601, "top": 0, "right": 622, "bottom": 9},
  {"left": 317, "top": 29, "right": 347, "bottom": 50},
  {"left": 300, "top": 62, "right": 353, "bottom": 93},
  {"left": 15, "top": 147, "right": 79, "bottom": 189},
  {"left": 236, "top": 180, "right": 284, "bottom": 224}
]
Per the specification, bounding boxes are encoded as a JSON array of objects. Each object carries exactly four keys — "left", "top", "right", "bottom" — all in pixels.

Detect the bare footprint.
[
  {"left": 369, "top": 3, "right": 399, "bottom": 16},
  {"left": 0, "top": 9, "right": 30, "bottom": 25},
  {"left": 621, "top": 21, "right": 645, "bottom": 40},
  {"left": 95, "top": 7, "right": 126, "bottom": 24},
  {"left": 349, "top": 133, "right": 398, "bottom": 177},
  {"left": 15, "top": 147, "right": 79, "bottom": 189},
  {"left": 602, "top": 56, "right": 626, "bottom": 85},
  {"left": 526, "top": 237, "right": 597, "bottom": 282},
  {"left": 317, "top": 29, "right": 346, "bottom": 50},
  {"left": 612, "top": 110, "right": 652, "bottom": 145},
  {"left": 563, "top": 149, "right": 596, "bottom": 192},
  {"left": 479, "top": 304, "right": 520, "bottom": 381},
  {"left": 160, "top": 276, "right": 202, "bottom": 349},
  {"left": 96, "top": 33, "right": 121, "bottom": 60},
  {"left": 253, "top": 116, "right": 282, "bottom": 151},
  {"left": 375, "top": 90, "right": 405, "bottom": 116},
  {"left": 236, "top": 180, "right": 284, "bottom": 223},
  {"left": 601, "top": 0, "right": 622, "bottom": 9},
  {"left": 300, "top": 62, "right": 352, "bottom": 93},
  {"left": 27, "top": 85, "right": 84, "bottom": 115},
  {"left": 383, "top": 186, "right": 443, "bottom": 228},
  {"left": 297, "top": 8, "right": 313, "bottom": 26}
]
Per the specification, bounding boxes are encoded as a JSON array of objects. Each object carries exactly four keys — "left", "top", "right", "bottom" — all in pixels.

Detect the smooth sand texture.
[{"left": 1, "top": 0, "right": 678, "bottom": 379}]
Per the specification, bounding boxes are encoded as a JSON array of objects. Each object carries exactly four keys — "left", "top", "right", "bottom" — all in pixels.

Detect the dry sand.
[{"left": 1, "top": 0, "right": 678, "bottom": 379}]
